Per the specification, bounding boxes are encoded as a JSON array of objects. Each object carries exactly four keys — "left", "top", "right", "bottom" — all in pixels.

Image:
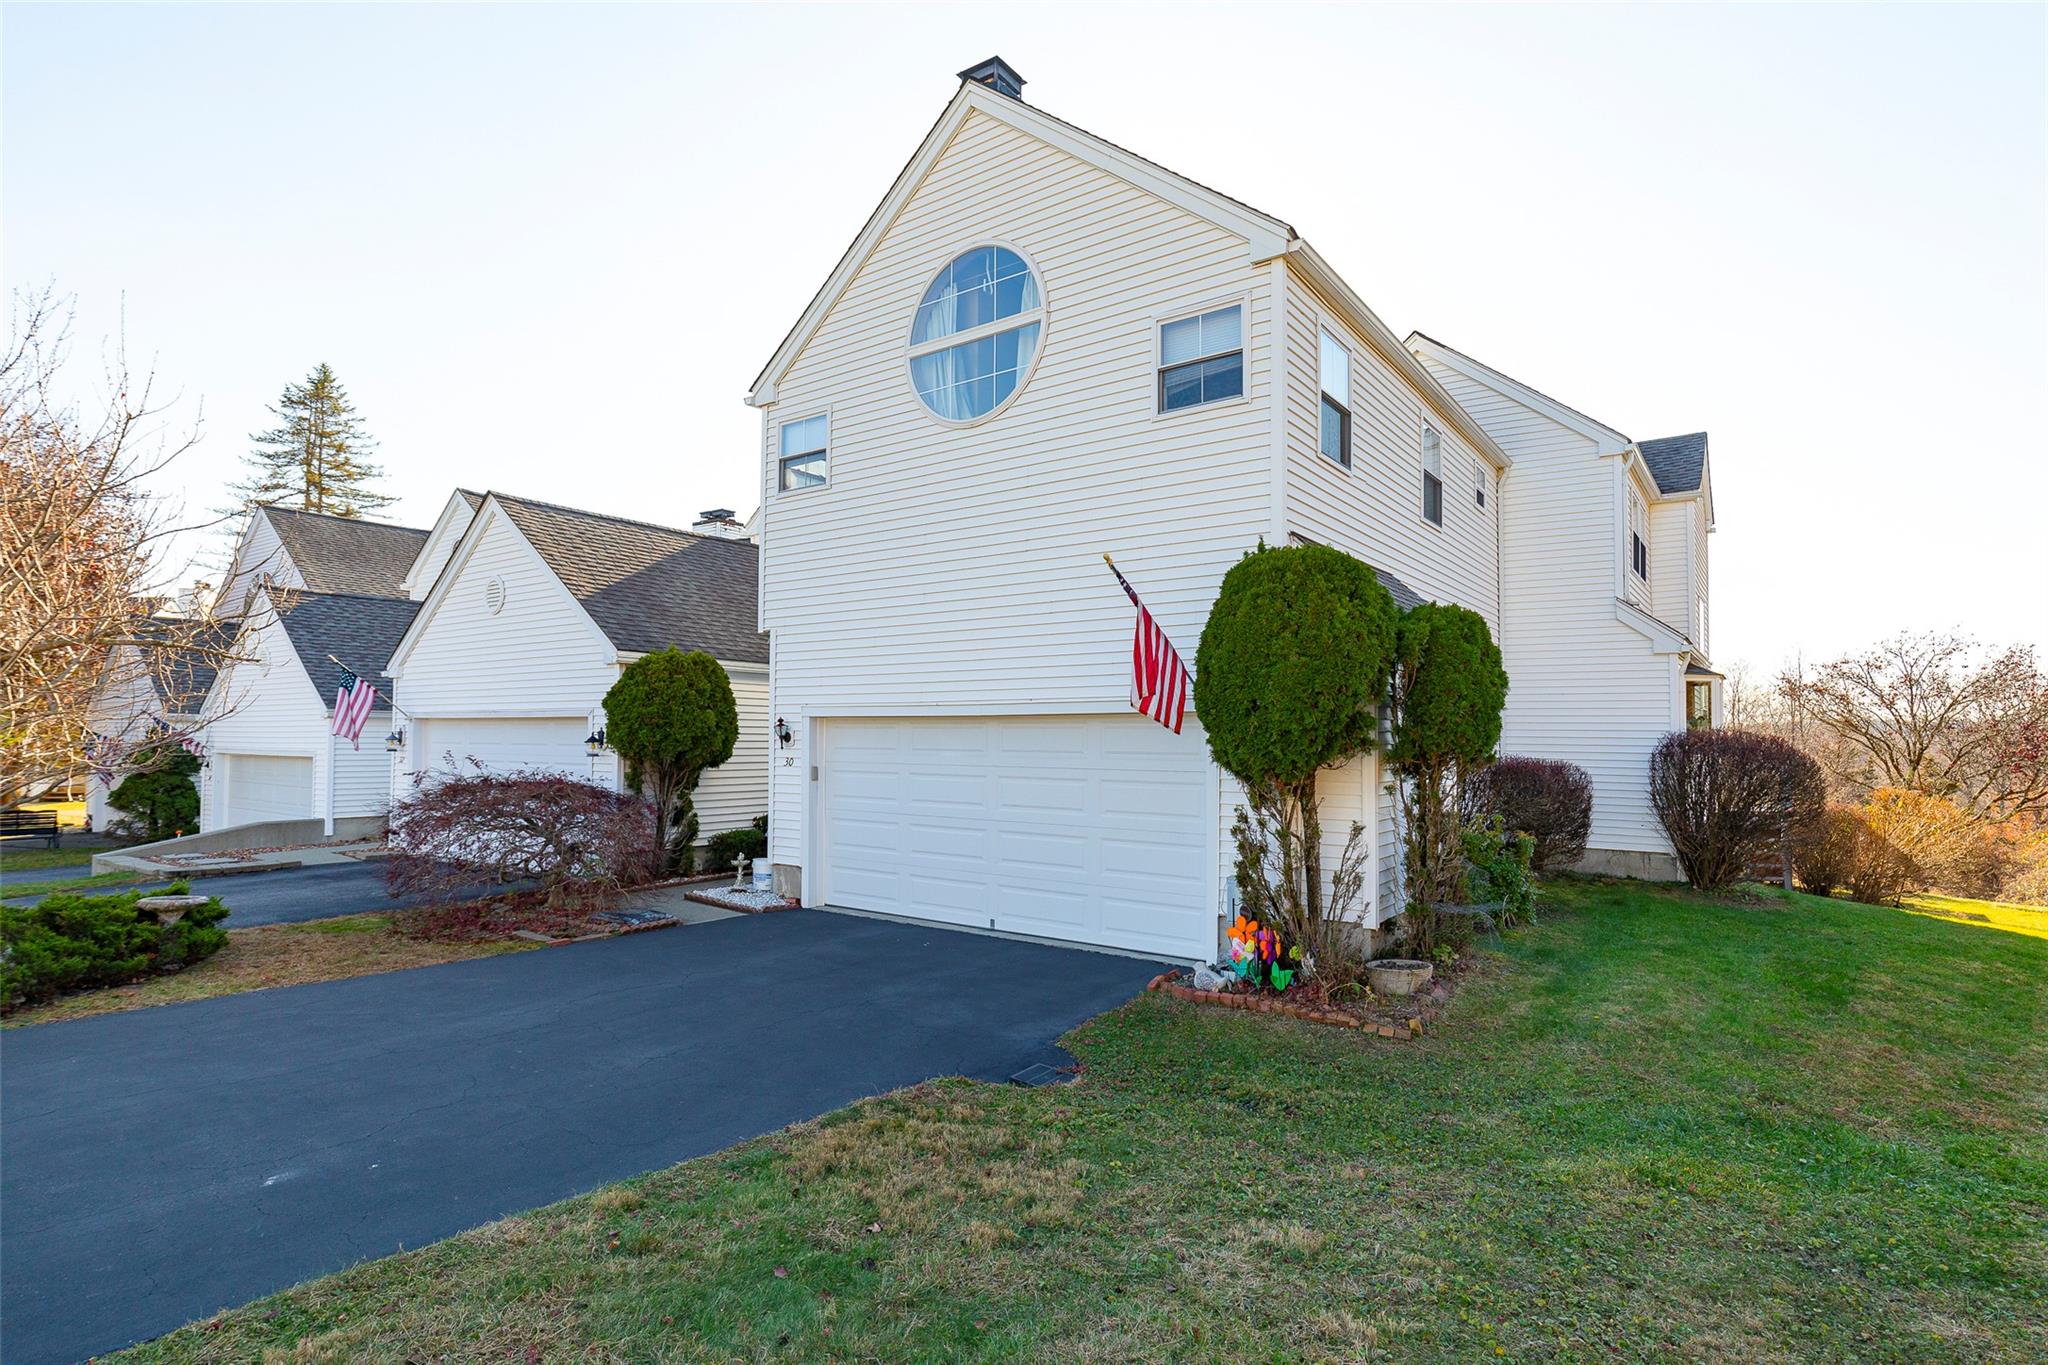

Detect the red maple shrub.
[
  {"left": 385, "top": 769, "right": 661, "bottom": 910},
  {"left": 1462, "top": 756, "right": 1593, "bottom": 875},
  {"left": 1649, "top": 730, "right": 1826, "bottom": 892}
]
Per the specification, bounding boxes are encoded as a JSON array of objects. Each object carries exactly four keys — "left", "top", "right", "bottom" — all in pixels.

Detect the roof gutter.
[{"left": 1277, "top": 241, "right": 1512, "bottom": 472}]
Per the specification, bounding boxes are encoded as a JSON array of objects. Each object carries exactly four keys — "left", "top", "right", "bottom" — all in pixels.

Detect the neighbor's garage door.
[
  {"left": 820, "top": 715, "right": 1212, "bottom": 961},
  {"left": 223, "top": 754, "right": 314, "bottom": 825},
  {"left": 417, "top": 718, "right": 590, "bottom": 779}
]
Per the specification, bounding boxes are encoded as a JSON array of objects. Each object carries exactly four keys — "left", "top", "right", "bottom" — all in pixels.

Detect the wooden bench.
[{"left": 0, "top": 809, "right": 62, "bottom": 849}]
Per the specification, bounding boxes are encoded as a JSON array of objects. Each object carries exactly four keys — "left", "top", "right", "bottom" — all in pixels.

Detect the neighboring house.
[
  {"left": 1406, "top": 336, "right": 1716, "bottom": 879},
  {"left": 195, "top": 504, "right": 431, "bottom": 833},
  {"left": 196, "top": 586, "right": 412, "bottom": 833},
  {"left": 384, "top": 493, "right": 769, "bottom": 847},
  {"left": 215, "top": 504, "right": 433, "bottom": 617},
  {"left": 82, "top": 620, "right": 234, "bottom": 831},
  {"left": 746, "top": 58, "right": 1522, "bottom": 962}
]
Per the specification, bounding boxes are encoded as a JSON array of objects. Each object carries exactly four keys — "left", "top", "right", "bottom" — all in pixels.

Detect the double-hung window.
[
  {"left": 1475, "top": 460, "right": 1489, "bottom": 509},
  {"left": 1422, "top": 427, "right": 1443, "bottom": 525},
  {"left": 1158, "top": 304, "right": 1243, "bottom": 412},
  {"left": 1628, "top": 486, "right": 1649, "bottom": 580},
  {"left": 778, "top": 413, "right": 829, "bottom": 492},
  {"left": 1318, "top": 331, "right": 1351, "bottom": 467}
]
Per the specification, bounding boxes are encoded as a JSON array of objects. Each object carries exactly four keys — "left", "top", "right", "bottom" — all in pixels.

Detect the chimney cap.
[
  {"left": 957, "top": 56, "right": 1025, "bottom": 101},
  {"left": 696, "top": 508, "right": 738, "bottom": 524}
]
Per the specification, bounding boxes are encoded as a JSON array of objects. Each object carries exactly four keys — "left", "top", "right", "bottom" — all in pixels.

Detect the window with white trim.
[
  {"left": 1475, "top": 458, "right": 1488, "bottom": 510},
  {"left": 778, "top": 413, "right": 829, "bottom": 492},
  {"left": 1158, "top": 304, "right": 1243, "bottom": 411},
  {"left": 907, "top": 246, "right": 1043, "bottom": 422},
  {"left": 1318, "top": 331, "right": 1351, "bottom": 467},
  {"left": 1422, "top": 427, "right": 1443, "bottom": 525},
  {"left": 1628, "top": 485, "right": 1649, "bottom": 580}
]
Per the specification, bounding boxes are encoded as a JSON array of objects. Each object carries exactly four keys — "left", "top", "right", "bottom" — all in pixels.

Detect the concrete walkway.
[{"left": 0, "top": 909, "right": 1163, "bottom": 1364}]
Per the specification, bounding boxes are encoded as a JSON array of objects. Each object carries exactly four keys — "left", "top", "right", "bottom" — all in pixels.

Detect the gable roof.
[
  {"left": 745, "top": 75, "right": 1507, "bottom": 472},
  {"left": 491, "top": 495, "right": 768, "bottom": 665},
  {"left": 1638, "top": 432, "right": 1708, "bottom": 494},
  {"left": 133, "top": 617, "right": 239, "bottom": 714},
  {"left": 1406, "top": 332, "right": 1632, "bottom": 449},
  {"left": 263, "top": 507, "right": 429, "bottom": 597},
  {"left": 1374, "top": 568, "right": 1426, "bottom": 613},
  {"left": 274, "top": 591, "right": 422, "bottom": 706}
]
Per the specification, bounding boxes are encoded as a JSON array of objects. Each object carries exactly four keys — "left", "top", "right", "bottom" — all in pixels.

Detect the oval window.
[{"left": 908, "top": 245, "right": 1043, "bottom": 422}]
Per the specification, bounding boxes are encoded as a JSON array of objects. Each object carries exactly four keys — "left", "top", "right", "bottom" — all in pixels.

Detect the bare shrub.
[
  {"left": 386, "top": 769, "right": 661, "bottom": 910},
  {"left": 1649, "top": 730, "right": 1826, "bottom": 892},
  {"left": 1231, "top": 780, "right": 1369, "bottom": 988},
  {"left": 1462, "top": 756, "right": 1593, "bottom": 875},
  {"left": 1843, "top": 824, "right": 1918, "bottom": 907},
  {"left": 1791, "top": 808, "right": 1865, "bottom": 897}
]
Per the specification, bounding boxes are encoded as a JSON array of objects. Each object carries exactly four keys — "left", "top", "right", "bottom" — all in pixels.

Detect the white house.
[
  {"left": 746, "top": 58, "right": 1528, "bottom": 963},
  {"left": 190, "top": 505, "right": 431, "bottom": 833},
  {"left": 196, "top": 586, "right": 411, "bottom": 833},
  {"left": 384, "top": 492, "right": 769, "bottom": 848},
  {"left": 82, "top": 620, "right": 233, "bottom": 831},
  {"left": 1406, "top": 336, "right": 1716, "bottom": 879}
]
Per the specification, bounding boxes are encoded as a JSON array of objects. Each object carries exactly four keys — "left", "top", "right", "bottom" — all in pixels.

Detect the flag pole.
[{"left": 325, "top": 653, "right": 410, "bottom": 721}]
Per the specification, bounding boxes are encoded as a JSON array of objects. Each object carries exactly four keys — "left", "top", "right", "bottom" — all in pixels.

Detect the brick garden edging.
[{"left": 1146, "top": 970, "right": 1424, "bottom": 1039}]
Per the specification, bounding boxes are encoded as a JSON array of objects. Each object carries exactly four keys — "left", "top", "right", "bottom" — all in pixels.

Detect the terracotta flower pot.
[{"left": 1366, "top": 958, "right": 1435, "bottom": 996}]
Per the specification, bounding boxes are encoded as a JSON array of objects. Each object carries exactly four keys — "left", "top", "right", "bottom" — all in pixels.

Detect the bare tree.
[
  {"left": 0, "top": 289, "right": 256, "bottom": 807},
  {"left": 1780, "top": 632, "right": 2048, "bottom": 822}
]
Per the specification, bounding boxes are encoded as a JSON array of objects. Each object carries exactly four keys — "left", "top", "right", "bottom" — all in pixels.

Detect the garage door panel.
[
  {"left": 224, "top": 755, "right": 314, "bottom": 825},
  {"left": 419, "top": 719, "right": 588, "bottom": 779},
  {"left": 821, "top": 715, "right": 1212, "bottom": 960}
]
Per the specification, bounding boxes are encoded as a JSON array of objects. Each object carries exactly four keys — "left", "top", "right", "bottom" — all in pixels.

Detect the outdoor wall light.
[
  {"left": 585, "top": 728, "right": 608, "bottom": 756},
  {"left": 775, "top": 717, "right": 792, "bottom": 747},
  {"left": 384, "top": 728, "right": 406, "bottom": 754}
]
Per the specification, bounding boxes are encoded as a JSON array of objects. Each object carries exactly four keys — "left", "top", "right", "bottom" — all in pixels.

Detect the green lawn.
[
  {"left": 1, "top": 868, "right": 148, "bottom": 899},
  {"left": 0, "top": 845, "right": 105, "bottom": 872},
  {"left": 119, "top": 879, "right": 2046, "bottom": 1363}
]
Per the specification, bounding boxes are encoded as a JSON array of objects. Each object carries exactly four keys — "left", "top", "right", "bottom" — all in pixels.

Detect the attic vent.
[{"left": 484, "top": 576, "right": 507, "bottom": 615}]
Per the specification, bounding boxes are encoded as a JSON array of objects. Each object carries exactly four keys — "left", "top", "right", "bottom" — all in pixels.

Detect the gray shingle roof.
[
  {"left": 274, "top": 592, "right": 422, "bottom": 708},
  {"left": 264, "top": 508, "right": 429, "bottom": 597},
  {"left": 1374, "top": 567, "right": 1426, "bottom": 612},
  {"left": 492, "top": 495, "right": 768, "bottom": 665},
  {"left": 138, "top": 618, "right": 240, "bottom": 713},
  {"left": 1639, "top": 432, "right": 1708, "bottom": 494}
]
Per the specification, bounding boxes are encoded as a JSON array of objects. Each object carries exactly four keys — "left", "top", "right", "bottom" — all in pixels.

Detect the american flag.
[
  {"left": 331, "top": 666, "right": 379, "bottom": 750},
  {"left": 1105, "top": 556, "right": 1191, "bottom": 735}
]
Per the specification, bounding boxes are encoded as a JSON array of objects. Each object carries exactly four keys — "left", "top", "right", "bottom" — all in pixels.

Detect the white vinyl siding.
[
  {"left": 759, "top": 108, "right": 1273, "bottom": 922},
  {"left": 1416, "top": 351, "right": 1680, "bottom": 861},
  {"left": 693, "top": 672, "right": 771, "bottom": 842},
  {"left": 405, "top": 493, "right": 480, "bottom": 601},
  {"left": 1648, "top": 497, "right": 1690, "bottom": 630},
  {"left": 215, "top": 512, "right": 300, "bottom": 621},
  {"left": 197, "top": 596, "right": 390, "bottom": 831}
]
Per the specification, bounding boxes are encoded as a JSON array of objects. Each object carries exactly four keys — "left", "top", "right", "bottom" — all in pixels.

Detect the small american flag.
[
  {"left": 1105, "top": 556, "right": 1190, "bottom": 735},
  {"left": 331, "top": 666, "right": 379, "bottom": 750}
]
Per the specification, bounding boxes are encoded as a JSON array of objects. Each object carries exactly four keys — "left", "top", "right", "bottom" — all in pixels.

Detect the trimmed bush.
[
  {"left": 108, "top": 746, "right": 201, "bottom": 840},
  {"left": 1463, "top": 817, "right": 1535, "bottom": 926},
  {"left": 705, "top": 816, "right": 769, "bottom": 873},
  {"left": 1195, "top": 542, "right": 1397, "bottom": 973},
  {"left": 2, "top": 882, "right": 227, "bottom": 1009},
  {"left": 386, "top": 770, "right": 662, "bottom": 909},
  {"left": 1390, "top": 601, "right": 1509, "bottom": 954},
  {"left": 1649, "top": 729, "right": 1826, "bottom": 892},
  {"left": 1462, "top": 756, "right": 1592, "bottom": 876},
  {"left": 604, "top": 648, "right": 739, "bottom": 874}
]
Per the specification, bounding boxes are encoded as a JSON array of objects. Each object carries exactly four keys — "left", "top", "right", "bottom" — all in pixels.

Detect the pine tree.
[{"left": 231, "top": 364, "right": 393, "bottom": 517}]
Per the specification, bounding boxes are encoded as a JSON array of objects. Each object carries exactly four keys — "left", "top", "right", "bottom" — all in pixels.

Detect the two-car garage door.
[
  {"left": 819, "top": 715, "right": 1213, "bottom": 961},
  {"left": 414, "top": 718, "right": 590, "bottom": 779}
]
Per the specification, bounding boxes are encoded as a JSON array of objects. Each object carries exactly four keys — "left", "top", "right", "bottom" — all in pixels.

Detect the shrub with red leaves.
[
  {"left": 1650, "top": 729, "right": 1826, "bottom": 891},
  {"left": 1462, "top": 756, "right": 1593, "bottom": 875},
  {"left": 385, "top": 769, "right": 661, "bottom": 910}
]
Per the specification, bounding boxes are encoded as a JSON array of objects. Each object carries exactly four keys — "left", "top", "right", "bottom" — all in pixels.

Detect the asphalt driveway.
[
  {"left": 0, "top": 909, "right": 1163, "bottom": 1364},
  {"left": 3, "top": 858, "right": 509, "bottom": 926}
]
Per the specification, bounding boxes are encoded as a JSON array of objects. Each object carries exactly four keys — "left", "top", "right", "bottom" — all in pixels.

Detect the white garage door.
[
  {"left": 820, "top": 715, "right": 1213, "bottom": 961},
  {"left": 417, "top": 718, "right": 591, "bottom": 779},
  {"left": 224, "top": 754, "right": 313, "bottom": 825}
]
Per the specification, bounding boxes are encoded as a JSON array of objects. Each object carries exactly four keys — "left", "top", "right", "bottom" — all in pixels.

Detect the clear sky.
[{"left": 6, "top": 3, "right": 2043, "bottom": 676}]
